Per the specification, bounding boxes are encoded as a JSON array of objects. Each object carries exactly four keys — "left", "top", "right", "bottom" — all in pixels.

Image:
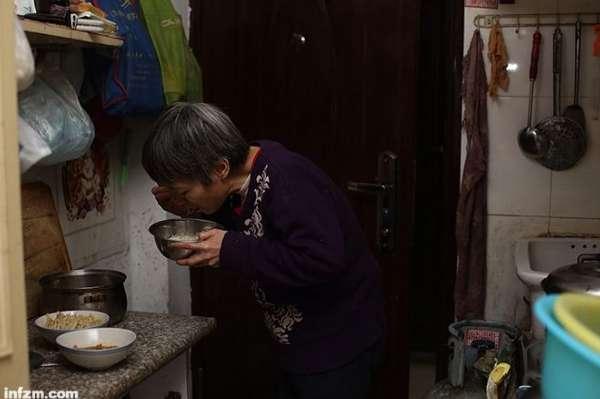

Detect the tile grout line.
[
  {"left": 488, "top": 213, "right": 600, "bottom": 221},
  {"left": 491, "top": 95, "right": 600, "bottom": 100},
  {"left": 548, "top": 170, "right": 553, "bottom": 234}
]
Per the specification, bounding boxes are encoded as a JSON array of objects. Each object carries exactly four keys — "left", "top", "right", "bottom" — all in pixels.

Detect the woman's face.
[{"left": 170, "top": 178, "right": 229, "bottom": 215}]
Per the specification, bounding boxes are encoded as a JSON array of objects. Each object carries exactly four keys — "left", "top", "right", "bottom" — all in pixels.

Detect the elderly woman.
[{"left": 142, "top": 103, "right": 384, "bottom": 399}]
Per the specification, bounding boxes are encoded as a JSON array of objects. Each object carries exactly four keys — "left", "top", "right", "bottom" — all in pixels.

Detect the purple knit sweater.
[{"left": 218, "top": 140, "right": 384, "bottom": 374}]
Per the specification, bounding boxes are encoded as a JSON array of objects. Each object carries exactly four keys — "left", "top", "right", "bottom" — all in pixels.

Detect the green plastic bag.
[{"left": 139, "top": 0, "right": 203, "bottom": 105}]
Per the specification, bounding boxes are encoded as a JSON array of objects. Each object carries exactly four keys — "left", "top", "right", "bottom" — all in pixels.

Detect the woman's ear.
[{"left": 214, "top": 159, "right": 230, "bottom": 180}]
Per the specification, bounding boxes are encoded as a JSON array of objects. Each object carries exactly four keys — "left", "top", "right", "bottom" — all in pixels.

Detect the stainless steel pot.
[
  {"left": 541, "top": 253, "right": 600, "bottom": 296},
  {"left": 39, "top": 269, "right": 127, "bottom": 325}
]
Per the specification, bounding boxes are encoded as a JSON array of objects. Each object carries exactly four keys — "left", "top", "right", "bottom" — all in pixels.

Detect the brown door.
[{"left": 189, "top": 0, "right": 463, "bottom": 397}]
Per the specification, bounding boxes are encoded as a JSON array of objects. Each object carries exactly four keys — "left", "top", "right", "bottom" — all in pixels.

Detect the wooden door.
[{"left": 189, "top": 0, "right": 463, "bottom": 397}]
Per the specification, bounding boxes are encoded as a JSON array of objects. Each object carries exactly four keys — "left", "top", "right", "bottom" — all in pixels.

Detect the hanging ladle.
[{"left": 518, "top": 28, "right": 548, "bottom": 158}]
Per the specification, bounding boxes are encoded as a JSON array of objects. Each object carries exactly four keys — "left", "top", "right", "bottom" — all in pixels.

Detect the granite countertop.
[{"left": 29, "top": 311, "right": 216, "bottom": 399}]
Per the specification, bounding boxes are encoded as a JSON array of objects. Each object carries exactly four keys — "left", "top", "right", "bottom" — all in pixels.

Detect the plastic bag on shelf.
[
  {"left": 15, "top": 0, "right": 37, "bottom": 17},
  {"left": 92, "top": 0, "right": 165, "bottom": 115},
  {"left": 14, "top": 16, "right": 35, "bottom": 92},
  {"left": 18, "top": 70, "right": 95, "bottom": 166},
  {"left": 18, "top": 116, "right": 51, "bottom": 173},
  {"left": 139, "top": 0, "right": 203, "bottom": 104}
]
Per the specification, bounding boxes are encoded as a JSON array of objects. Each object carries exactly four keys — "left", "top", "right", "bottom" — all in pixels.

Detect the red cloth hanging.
[
  {"left": 455, "top": 30, "right": 489, "bottom": 321},
  {"left": 593, "top": 25, "right": 600, "bottom": 57}
]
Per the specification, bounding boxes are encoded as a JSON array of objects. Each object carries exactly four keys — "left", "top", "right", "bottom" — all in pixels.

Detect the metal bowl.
[{"left": 148, "top": 218, "right": 221, "bottom": 261}]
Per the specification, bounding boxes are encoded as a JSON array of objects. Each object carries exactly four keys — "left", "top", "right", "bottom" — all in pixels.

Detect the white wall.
[
  {"left": 22, "top": 123, "right": 171, "bottom": 314},
  {"left": 464, "top": 0, "right": 600, "bottom": 329},
  {"left": 24, "top": 123, "right": 193, "bottom": 399},
  {"left": 94, "top": 121, "right": 192, "bottom": 399}
]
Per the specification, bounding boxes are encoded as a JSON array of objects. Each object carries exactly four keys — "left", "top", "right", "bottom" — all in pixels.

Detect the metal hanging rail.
[{"left": 474, "top": 12, "right": 600, "bottom": 29}]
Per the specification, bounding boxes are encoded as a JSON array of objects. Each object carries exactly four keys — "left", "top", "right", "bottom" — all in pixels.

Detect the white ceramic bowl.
[
  {"left": 34, "top": 310, "right": 110, "bottom": 344},
  {"left": 56, "top": 328, "right": 136, "bottom": 370}
]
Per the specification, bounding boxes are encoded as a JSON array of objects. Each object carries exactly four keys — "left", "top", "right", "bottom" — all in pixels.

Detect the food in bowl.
[
  {"left": 45, "top": 311, "right": 102, "bottom": 330},
  {"left": 74, "top": 343, "right": 118, "bottom": 350},
  {"left": 149, "top": 218, "right": 221, "bottom": 260},
  {"left": 56, "top": 328, "right": 136, "bottom": 370},
  {"left": 35, "top": 310, "right": 110, "bottom": 344},
  {"left": 167, "top": 233, "right": 199, "bottom": 242}
]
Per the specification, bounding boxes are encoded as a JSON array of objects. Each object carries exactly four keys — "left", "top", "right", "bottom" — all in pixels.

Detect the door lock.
[{"left": 347, "top": 151, "right": 399, "bottom": 253}]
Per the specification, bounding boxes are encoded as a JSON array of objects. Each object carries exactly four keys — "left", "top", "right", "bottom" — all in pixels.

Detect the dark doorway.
[
  {"left": 411, "top": 0, "right": 463, "bottom": 374},
  {"left": 188, "top": 0, "right": 463, "bottom": 397}
]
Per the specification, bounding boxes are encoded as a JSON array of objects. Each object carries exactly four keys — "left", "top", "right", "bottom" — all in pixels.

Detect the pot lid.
[{"left": 542, "top": 254, "right": 600, "bottom": 295}]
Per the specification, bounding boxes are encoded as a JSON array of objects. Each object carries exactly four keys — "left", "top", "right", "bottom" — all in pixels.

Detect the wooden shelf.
[{"left": 20, "top": 18, "right": 123, "bottom": 48}]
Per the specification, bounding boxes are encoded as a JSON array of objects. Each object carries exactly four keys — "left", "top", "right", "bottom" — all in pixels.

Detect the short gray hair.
[{"left": 142, "top": 103, "right": 249, "bottom": 185}]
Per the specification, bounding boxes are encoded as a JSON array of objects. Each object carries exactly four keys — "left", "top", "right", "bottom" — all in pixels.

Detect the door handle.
[{"left": 347, "top": 151, "right": 399, "bottom": 253}]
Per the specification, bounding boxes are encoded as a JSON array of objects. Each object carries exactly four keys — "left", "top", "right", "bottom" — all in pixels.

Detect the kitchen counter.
[{"left": 28, "top": 311, "right": 216, "bottom": 399}]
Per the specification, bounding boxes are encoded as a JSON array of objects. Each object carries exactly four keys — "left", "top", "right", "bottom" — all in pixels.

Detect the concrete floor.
[{"left": 409, "top": 352, "right": 437, "bottom": 399}]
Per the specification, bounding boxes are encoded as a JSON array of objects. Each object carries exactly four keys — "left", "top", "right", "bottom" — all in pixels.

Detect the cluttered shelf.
[{"left": 20, "top": 18, "right": 123, "bottom": 47}]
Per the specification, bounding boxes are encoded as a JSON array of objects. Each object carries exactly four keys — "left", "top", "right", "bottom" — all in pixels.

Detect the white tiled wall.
[{"left": 464, "top": 0, "right": 600, "bottom": 326}]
